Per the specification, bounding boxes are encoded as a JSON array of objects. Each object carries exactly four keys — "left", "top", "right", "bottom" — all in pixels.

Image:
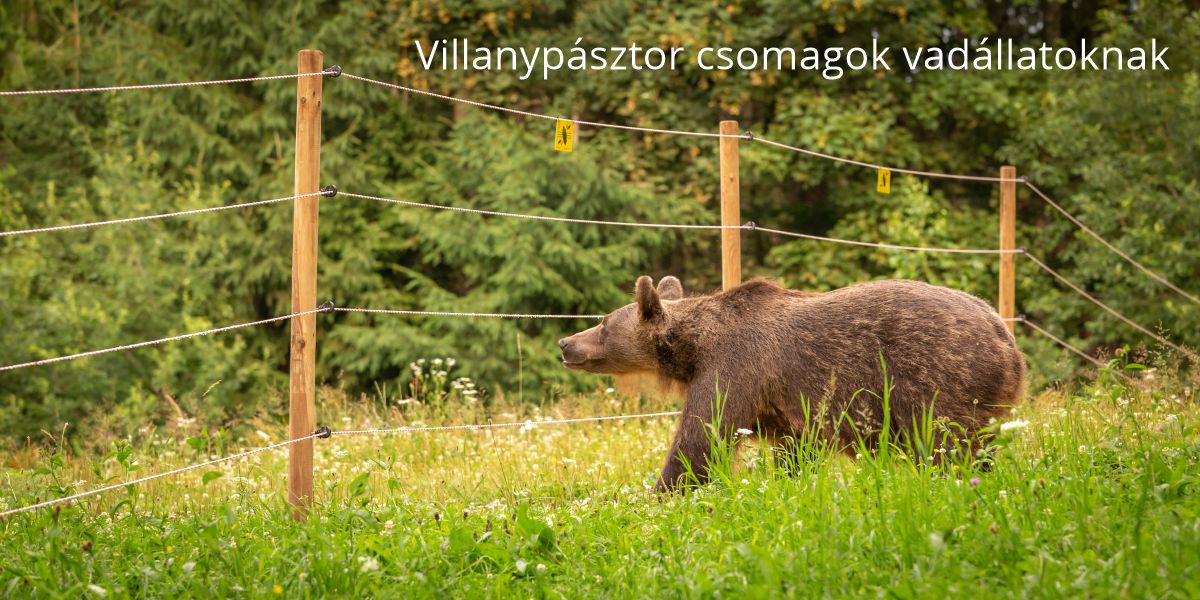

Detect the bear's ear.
[
  {"left": 656, "top": 276, "right": 683, "bottom": 301},
  {"left": 635, "top": 275, "right": 663, "bottom": 321}
]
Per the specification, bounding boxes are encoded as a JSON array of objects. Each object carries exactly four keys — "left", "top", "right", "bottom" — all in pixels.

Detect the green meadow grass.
[{"left": 2, "top": 367, "right": 1198, "bottom": 599}]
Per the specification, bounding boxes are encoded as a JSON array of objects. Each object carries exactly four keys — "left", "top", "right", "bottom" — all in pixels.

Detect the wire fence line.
[
  {"left": 0, "top": 192, "right": 325, "bottom": 238},
  {"left": 0, "top": 70, "right": 334, "bottom": 97},
  {"left": 0, "top": 410, "right": 680, "bottom": 519},
  {"left": 340, "top": 192, "right": 744, "bottom": 231},
  {"left": 342, "top": 190, "right": 1017, "bottom": 255},
  {"left": 332, "top": 410, "right": 681, "bottom": 436},
  {"left": 2, "top": 196, "right": 1190, "bottom": 371},
  {"left": 341, "top": 71, "right": 1022, "bottom": 183},
  {"left": 753, "top": 226, "right": 1023, "bottom": 255},
  {"left": 335, "top": 307, "right": 604, "bottom": 319},
  {"left": 0, "top": 307, "right": 331, "bottom": 373},
  {"left": 1005, "top": 316, "right": 1106, "bottom": 367},
  {"left": 1023, "top": 254, "right": 1198, "bottom": 362},
  {"left": 749, "top": 137, "right": 1019, "bottom": 183},
  {"left": 0, "top": 304, "right": 603, "bottom": 373},
  {"left": 341, "top": 72, "right": 741, "bottom": 140},
  {"left": 0, "top": 432, "right": 320, "bottom": 519},
  {"left": 1023, "top": 181, "right": 1199, "bottom": 306}
]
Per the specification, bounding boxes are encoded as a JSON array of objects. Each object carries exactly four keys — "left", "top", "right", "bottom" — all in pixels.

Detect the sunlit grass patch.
[{"left": 1, "top": 366, "right": 1198, "bottom": 598}]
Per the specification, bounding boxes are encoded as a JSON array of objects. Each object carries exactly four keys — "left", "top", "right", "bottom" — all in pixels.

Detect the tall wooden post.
[
  {"left": 289, "top": 49, "right": 323, "bottom": 520},
  {"left": 998, "top": 165, "right": 1017, "bottom": 333},
  {"left": 719, "top": 120, "right": 741, "bottom": 291}
]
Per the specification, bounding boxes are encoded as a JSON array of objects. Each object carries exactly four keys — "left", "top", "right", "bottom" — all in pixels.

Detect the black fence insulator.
[{"left": 314, "top": 425, "right": 332, "bottom": 439}]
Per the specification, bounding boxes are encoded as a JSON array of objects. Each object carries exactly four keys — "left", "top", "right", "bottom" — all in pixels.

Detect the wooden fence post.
[
  {"left": 999, "top": 165, "right": 1017, "bottom": 333},
  {"left": 289, "top": 49, "right": 323, "bottom": 520},
  {"left": 719, "top": 120, "right": 741, "bottom": 291}
]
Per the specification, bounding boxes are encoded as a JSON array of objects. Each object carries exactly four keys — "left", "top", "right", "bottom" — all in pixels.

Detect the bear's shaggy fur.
[{"left": 559, "top": 276, "right": 1025, "bottom": 492}]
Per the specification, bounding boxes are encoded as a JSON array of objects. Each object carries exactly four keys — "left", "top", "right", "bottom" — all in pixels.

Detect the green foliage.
[
  {"left": 1, "top": 0, "right": 1197, "bottom": 440},
  {"left": 1002, "top": 2, "right": 1200, "bottom": 363}
]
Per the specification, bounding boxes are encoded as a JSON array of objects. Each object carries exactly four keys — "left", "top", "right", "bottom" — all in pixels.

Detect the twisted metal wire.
[
  {"left": 343, "top": 191, "right": 1015, "bottom": 254},
  {"left": 1023, "top": 254, "right": 1197, "bottom": 361},
  {"left": 0, "top": 71, "right": 328, "bottom": 96},
  {"left": 341, "top": 72, "right": 742, "bottom": 139},
  {"left": 0, "top": 433, "right": 317, "bottom": 519},
  {"left": 1007, "top": 316, "right": 1106, "bottom": 367},
  {"left": 750, "top": 137, "right": 1019, "bottom": 183},
  {"left": 340, "top": 192, "right": 741, "bottom": 230},
  {"left": 0, "top": 192, "right": 322, "bottom": 237},
  {"left": 1023, "top": 181, "right": 1199, "bottom": 306},
  {"left": 0, "top": 307, "right": 330, "bottom": 372},
  {"left": 0, "top": 410, "right": 680, "bottom": 518},
  {"left": 335, "top": 307, "right": 603, "bottom": 319},
  {"left": 333, "top": 410, "right": 681, "bottom": 436}
]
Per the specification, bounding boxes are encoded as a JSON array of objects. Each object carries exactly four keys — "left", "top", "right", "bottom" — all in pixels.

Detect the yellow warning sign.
[
  {"left": 877, "top": 168, "right": 891, "bottom": 194},
  {"left": 554, "top": 119, "right": 574, "bottom": 153}
]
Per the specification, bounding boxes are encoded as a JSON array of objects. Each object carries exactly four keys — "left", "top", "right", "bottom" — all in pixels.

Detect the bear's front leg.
[{"left": 654, "top": 378, "right": 753, "bottom": 493}]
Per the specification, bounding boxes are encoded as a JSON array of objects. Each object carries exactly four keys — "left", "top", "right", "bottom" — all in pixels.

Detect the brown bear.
[{"left": 558, "top": 276, "right": 1025, "bottom": 492}]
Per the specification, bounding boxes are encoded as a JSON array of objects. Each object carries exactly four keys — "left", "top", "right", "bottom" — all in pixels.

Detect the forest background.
[{"left": 1, "top": 0, "right": 1197, "bottom": 442}]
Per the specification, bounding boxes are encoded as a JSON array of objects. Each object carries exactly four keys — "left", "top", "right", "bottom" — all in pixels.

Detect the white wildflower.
[
  {"left": 358, "top": 556, "right": 380, "bottom": 572},
  {"left": 735, "top": 428, "right": 754, "bottom": 437},
  {"left": 88, "top": 584, "right": 108, "bottom": 597},
  {"left": 255, "top": 430, "right": 270, "bottom": 441},
  {"left": 605, "top": 387, "right": 616, "bottom": 394},
  {"left": 1000, "top": 419, "right": 1029, "bottom": 432}
]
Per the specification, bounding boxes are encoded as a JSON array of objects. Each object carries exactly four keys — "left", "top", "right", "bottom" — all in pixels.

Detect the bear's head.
[{"left": 558, "top": 275, "right": 683, "bottom": 374}]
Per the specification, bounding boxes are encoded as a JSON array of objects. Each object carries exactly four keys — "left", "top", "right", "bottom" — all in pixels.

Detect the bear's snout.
[
  {"left": 558, "top": 331, "right": 596, "bottom": 370},
  {"left": 559, "top": 337, "right": 583, "bottom": 367}
]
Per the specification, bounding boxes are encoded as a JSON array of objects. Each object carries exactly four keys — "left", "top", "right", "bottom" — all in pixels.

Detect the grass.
[{"left": 2, "top": 366, "right": 1199, "bottom": 598}]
